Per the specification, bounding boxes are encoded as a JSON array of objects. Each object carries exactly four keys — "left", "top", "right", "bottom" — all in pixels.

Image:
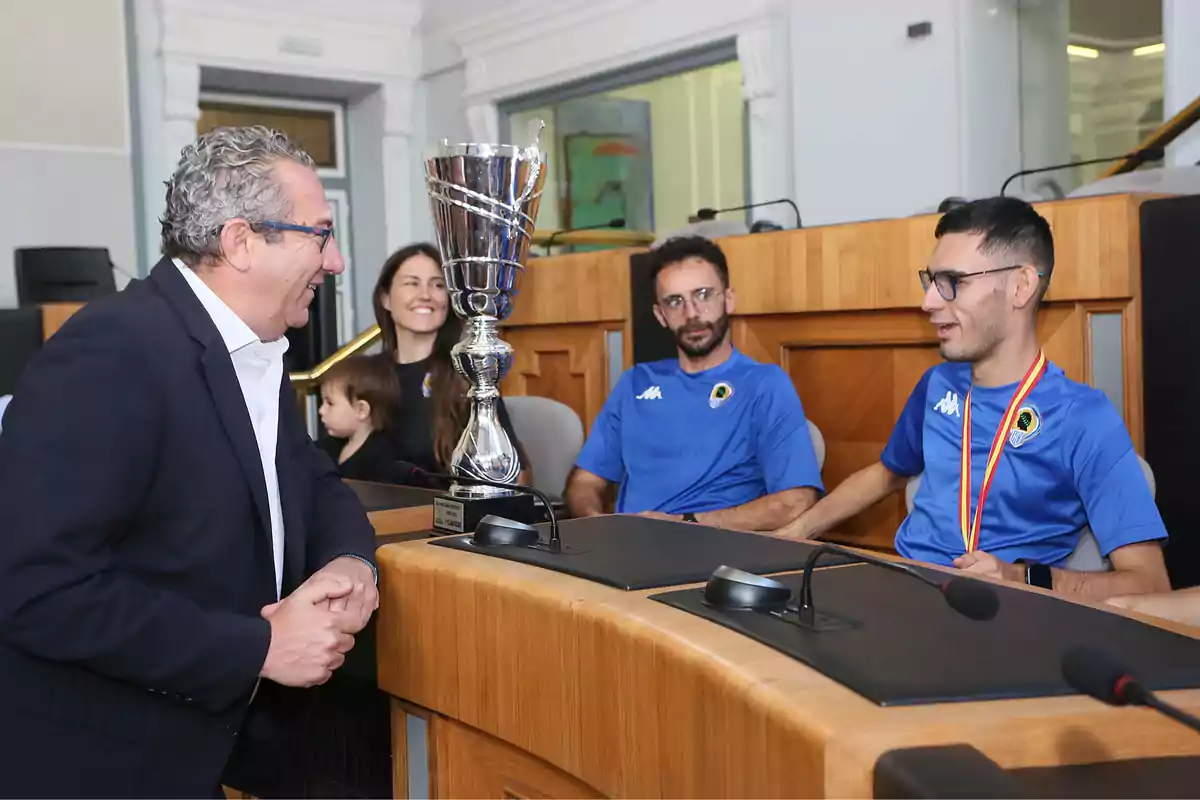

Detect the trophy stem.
[{"left": 449, "top": 316, "right": 520, "bottom": 497}]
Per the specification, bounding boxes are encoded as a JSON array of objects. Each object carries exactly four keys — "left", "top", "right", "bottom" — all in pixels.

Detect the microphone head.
[
  {"left": 1061, "top": 644, "right": 1141, "bottom": 706},
  {"left": 1138, "top": 146, "right": 1166, "bottom": 161},
  {"left": 608, "top": 218, "right": 626, "bottom": 228},
  {"left": 940, "top": 577, "right": 1000, "bottom": 621}
]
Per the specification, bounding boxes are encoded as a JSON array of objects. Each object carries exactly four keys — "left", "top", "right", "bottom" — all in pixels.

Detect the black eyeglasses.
[
  {"left": 918, "top": 265, "right": 1041, "bottom": 301},
  {"left": 257, "top": 220, "right": 335, "bottom": 252}
]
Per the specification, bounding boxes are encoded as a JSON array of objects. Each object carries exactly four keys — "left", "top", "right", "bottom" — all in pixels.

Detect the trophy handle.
[{"left": 516, "top": 118, "right": 546, "bottom": 209}]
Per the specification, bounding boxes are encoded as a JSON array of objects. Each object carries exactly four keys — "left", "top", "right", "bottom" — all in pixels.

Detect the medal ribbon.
[{"left": 959, "top": 351, "right": 1047, "bottom": 552}]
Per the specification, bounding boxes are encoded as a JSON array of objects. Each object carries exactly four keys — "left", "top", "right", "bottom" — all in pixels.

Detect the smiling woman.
[{"left": 368, "top": 243, "right": 529, "bottom": 483}]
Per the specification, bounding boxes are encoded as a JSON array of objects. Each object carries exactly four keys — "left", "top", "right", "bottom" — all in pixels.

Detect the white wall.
[
  {"left": 792, "top": 0, "right": 1023, "bottom": 226},
  {"left": 0, "top": 0, "right": 136, "bottom": 306},
  {"left": 417, "top": 0, "right": 1028, "bottom": 233}
]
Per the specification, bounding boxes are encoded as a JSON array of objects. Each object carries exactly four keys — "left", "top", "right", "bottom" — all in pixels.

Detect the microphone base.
[
  {"left": 772, "top": 605, "right": 860, "bottom": 633},
  {"left": 432, "top": 491, "right": 536, "bottom": 535}
]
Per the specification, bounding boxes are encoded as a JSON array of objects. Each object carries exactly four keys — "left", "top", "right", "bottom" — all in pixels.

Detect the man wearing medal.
[{"left": 773, "top": 197, "right": 1170, "bottom": 600}]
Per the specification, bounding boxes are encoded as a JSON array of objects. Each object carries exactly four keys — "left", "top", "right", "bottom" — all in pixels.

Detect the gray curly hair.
[{"left": 160, "top": 125, "right": 316, "bottom": 263}]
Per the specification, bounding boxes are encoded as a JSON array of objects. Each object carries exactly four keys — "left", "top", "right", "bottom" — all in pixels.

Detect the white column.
[
  {"left": 465, "top": 101, "right": 500, "bottom": 145},
  {"left": 1164, "top": 0, "right": 1200, "bottom": 167},
  {"left": 737, "top": 22, "right": 795, "bottom": 228},
  {"left": 1016, "top": 0, "right": 1072, "bottom": 193},
  {"left": 160, "top": 57, "right": 200, "bottom": 185},
  {"left": 956, "top": 0, "right": 1022, "bottom": 200},
  {"left": 382, "top": 80, "right": 416, "bottom": 253}
]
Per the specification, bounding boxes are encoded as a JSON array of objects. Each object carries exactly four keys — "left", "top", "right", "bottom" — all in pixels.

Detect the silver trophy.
[{"left": 425, "top": 123, "right": 547, "bottom": 531}]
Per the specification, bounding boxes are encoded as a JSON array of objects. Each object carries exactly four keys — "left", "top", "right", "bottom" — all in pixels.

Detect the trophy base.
[{"left": 432, "top": 491, "right": 536, "bottom": 535}]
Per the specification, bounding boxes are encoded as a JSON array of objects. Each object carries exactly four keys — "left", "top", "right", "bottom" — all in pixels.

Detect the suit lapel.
[
  {"left": 150, "top": 259, "right": 274, "bottom": 555},
  {"left": 201, "top": 346, "right": 273, "bottom": 540}
]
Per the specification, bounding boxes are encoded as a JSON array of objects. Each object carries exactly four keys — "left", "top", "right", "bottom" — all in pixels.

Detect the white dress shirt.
[{"left": 175, "top": 259, "right": 288, "bottom": 598}]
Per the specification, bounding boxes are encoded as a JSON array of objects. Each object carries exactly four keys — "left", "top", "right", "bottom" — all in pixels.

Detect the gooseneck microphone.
[
  {"left": 417, "top": 469, "right": 562, "bottom": 553},
  {"left": 1061, "top": 644, "right": 1200, "bottom": 736},
  {"left": 797, "top": 543, "right": 1000, "bottom": 627},
  {"left": 999, "top": 147, "right": 1166, "bottom": 196},
  {"left": 544, "top": 218, "right": 626, "bottom": 252},
  {"left": 690, "top": 198, "right": 802, "bottom": 230}
]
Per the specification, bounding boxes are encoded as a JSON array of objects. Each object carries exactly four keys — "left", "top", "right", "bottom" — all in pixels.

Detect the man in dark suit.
[{"left": 0, "top": 126, "right": 379, "bottom": 797}]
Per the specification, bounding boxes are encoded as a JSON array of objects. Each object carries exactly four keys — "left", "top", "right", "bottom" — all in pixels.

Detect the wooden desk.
[
  {"left": 375, "top": 541, "right": 1200, "bottom": 798},
  {"left": 344, "top": 480, "right": 436, "bottom": 536},
  {"left": 40, "top": 301, "right": 85, "bottom": 340}
]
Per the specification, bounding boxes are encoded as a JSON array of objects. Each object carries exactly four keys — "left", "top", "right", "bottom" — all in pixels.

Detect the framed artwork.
[
  {"left": 564, "top": 134, "right": 642, "bottom": 229},
  {"left": 557, "top": 97, "right": 654, "bottom": 235}
]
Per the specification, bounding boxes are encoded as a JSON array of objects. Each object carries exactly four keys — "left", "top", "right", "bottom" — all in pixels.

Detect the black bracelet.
[{"left": 682, "top": 512, "right": 699, "bottom": 523}]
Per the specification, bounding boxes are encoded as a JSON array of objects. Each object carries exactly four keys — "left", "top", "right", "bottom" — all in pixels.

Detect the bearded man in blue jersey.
[
  {"left": 565, "top": 236, "right": 823, "bottom": 530},
  {"left": 774, "top": 197, "right": 1169, "bottom": 600}
]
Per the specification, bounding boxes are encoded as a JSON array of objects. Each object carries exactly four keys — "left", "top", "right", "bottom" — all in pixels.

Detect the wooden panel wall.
[
  {"left": 719, "top": 193, "right": 1141, "bottom": 316},
  {"left": 496, "top": 194, "right": 1149, "bottom": 548},
  {"left": 503, "top": 248, "right": 632, "bottom": 327},
  {"left": 500, "top": 322, "right": 621, "bottom": 432}
]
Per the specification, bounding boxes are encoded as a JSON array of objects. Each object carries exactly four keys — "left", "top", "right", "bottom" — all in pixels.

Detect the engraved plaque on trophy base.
[{"left": 432, "top": 492, "right": 537, "bottom": 535}]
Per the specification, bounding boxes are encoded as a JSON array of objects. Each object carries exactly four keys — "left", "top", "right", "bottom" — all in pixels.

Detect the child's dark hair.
[{"left": 320, "top": 355, "right": 400, "bottom": 431}]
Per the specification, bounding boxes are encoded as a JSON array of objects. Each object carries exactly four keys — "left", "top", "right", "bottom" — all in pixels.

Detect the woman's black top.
[{"left": 387, "top": 356, "right": 526, "bottom": 477}]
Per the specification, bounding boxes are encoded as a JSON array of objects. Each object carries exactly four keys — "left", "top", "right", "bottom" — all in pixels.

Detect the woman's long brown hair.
[{"left": 372, "top": 243, "right": 469, "bottom": 471}]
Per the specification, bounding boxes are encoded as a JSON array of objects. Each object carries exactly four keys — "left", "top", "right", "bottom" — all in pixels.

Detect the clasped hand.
[{"left": 258, "top": 557, "right": 379, "bottom": 688}]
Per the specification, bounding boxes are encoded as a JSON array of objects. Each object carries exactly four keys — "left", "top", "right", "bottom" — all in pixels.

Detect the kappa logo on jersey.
[
  {"left": 1009, "top": 404, "right": 1042, "bottom": 448},
  {"left": 933, "top": 390, "right": 961, "bottom": 418},
  {"left": 709, "top": 381, "right": 734, "bottom": 409},
  {"left": 636, "top": 385, "right": 663, "bottom": 400}
]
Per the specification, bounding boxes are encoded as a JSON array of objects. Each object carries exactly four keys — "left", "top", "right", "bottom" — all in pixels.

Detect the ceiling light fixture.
[
  {"left": 1067, "top": 45, "right": 1100, "bottom": 59},
  {"left": 1133, "top": 43, "right": 1165, "bottom": 56}
]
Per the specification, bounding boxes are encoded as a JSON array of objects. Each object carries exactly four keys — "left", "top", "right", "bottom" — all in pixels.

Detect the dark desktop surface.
[
  {"left": 430, "top": 514, "right": 847, "bottom": 590},
  {"left": 345, "top": 480, "right": 437, "bottom": 512},
  {"left": 875, "top": 744, "right": 1200, "bottom": 799},
  {"left": 652, "top": 565, "right": 1200, "bottom": 706}
]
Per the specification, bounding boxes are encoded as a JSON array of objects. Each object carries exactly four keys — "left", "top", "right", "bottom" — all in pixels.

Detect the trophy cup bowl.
[{"left": 425, "top": 123, "right": 547, "bottom": 534}]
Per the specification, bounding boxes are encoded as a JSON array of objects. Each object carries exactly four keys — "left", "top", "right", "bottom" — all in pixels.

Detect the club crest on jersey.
[
  {"left": 1009, "top": 405, "right": 1042, "bottom": 448},
  {"left": 709, "top": 382, "right": 734, "bottom": 409},
  {"left": 421, "top": 372, "right": 433, "bottom": 398}
]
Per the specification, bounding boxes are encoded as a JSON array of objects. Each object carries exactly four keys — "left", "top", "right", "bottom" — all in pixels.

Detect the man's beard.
[
  {"left": 939, "top": 318, "right": 1001, "bottom": 364},
  {"left": 674, "top": 312, "right": 731, "bottom": 358}
]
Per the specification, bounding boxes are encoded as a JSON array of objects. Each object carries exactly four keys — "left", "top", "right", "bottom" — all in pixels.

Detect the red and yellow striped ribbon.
[{"left": 959, "top": 351, "right": 1047, "bottom": 553}]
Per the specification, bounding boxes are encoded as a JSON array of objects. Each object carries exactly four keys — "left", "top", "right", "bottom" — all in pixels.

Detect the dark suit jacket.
[{"left": 0, "top": 258, "right": 377, "bottom": 798}]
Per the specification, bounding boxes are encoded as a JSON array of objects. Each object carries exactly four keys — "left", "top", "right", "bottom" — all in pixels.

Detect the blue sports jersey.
[
  {"left": 575, "top": 349, "right": 824, "bottom": 515},
  {"left": 882, "top": 361, "right": 1166, "bottom": 567}
]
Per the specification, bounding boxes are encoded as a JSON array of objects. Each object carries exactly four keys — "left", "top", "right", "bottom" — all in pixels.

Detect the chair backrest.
[
  {"left": 0, "top": 307, "right": 44, "bottom": 395},
  {"left": 905, "top": 454, "right": 1157, "bottom": 573},
  {"left": 15, "top": 247, "right": 116, "bottom": 305},
  {"left": 904, "top": 473, "right": 921, "bottom": 513},
  {"left": 807, "top": 419, "right": 826, "bottom": 471},
  {"left": 503, "top": 395, "right": 585, "bottom": 499}
]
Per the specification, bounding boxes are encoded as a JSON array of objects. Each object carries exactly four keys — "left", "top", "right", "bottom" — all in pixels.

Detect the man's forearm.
[
  {"left": 1109, "top": 587, "right": 1200, "bottom": 626},
  {"left": 697, "top": 488, "right": 817, "bottom": 531},
  {"left": 774, "top": 462, "right": 906, "bottom": 540},
  {"left": 1050, "top": 565, "right": 1172, "bottom": 601},
  {"left": 565, "top": 485, "right": 607, "bottom": 517}
]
